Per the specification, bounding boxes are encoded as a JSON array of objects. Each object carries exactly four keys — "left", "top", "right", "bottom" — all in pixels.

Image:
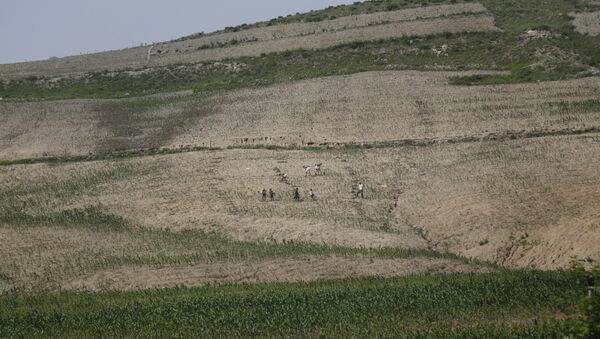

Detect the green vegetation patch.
[
  {"left": 545, "top": 98, "right": 600, "bottom": 114},
  {"left": 0, "top": 32, "right": 504, "bottom": 100},
  {"left": 0, "top": 205, "right": 128, "bottom": 233},
  {"left": 0, "top": 145, "right": 221, "bottom": 167},
  {"left": 0, "top": 215, "right": 480, "bottom": 284},
  {"left": 0, "top": 272, "right": 11, "bottom": 282},
  {"left": 0, "top": 269, "right": 591, "bottom": 338},
  {"left": 94, "top": 230, "right": 474, "bottom": 269},
  {"left": 208, "top": 0, "right": 598, "bottom": 34},
  {"left": 0, "top": 209, "right": 489, "bottom": 291}
]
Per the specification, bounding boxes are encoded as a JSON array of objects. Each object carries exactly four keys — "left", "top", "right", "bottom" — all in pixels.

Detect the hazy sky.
[{"left": 0, "top": 0, "right": 356, "bottom": 64}]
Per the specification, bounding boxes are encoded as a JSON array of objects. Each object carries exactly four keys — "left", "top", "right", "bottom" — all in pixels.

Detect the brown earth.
[
  {"left": 0, "top": 226, "right": 150, "bottom": 291},
  {"left": 1, "top": 71, "right": 599, "bottom": 160},
  {"left": 2, "top": 134, "right": 598, "bottom": 271}
]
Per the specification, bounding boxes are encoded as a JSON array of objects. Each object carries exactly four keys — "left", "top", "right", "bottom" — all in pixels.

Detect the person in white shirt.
[
  {"left": 261, "top": 188, "right": 267, "bottom": 201},
  {"left": 356, "top": 182, "right": 364, "bottom": 198}
]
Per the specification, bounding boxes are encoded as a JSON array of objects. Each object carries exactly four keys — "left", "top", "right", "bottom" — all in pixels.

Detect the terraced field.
[
  {"left": 2, "top": 133, "right": 598, "bottom": 291},
  {"left": 2, "top": 70, "right": 599, "bottom": 160},
  {"left": 0, "top": 3, "right": 497, "bottom": 79}
]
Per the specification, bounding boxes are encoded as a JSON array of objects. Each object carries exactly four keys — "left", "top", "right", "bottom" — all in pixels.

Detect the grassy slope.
[
  {"left": 0, "top": 270, "right": 591, "bottom": 337},
  {"left": 1, "top": 0, "right": 599, "bottom": 99}
]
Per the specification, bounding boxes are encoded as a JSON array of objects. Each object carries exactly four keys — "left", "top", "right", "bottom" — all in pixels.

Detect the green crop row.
[
  {"left": 0, "top": 32, "right": 503, "bottom": 100},
  {"left": 0, "top": 145, "right": 220, "bottom": 167},
  {"left": 0, "top": 206, "right": 129, "bottom": 233},
  {"left": 0, "top": 269, "right": 593, "bottom": 338},
  {"left": 0, "top": 205, "right": 483, "bottom": 264}
]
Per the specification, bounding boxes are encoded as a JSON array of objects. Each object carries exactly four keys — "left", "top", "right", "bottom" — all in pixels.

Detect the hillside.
[
  {"left": 0, "top": 3, "right": 497, "bottom": 78},
  {"left": 1, "top": 0, "right": 599, "bottom": 337},
  {"left": 2, "top": 71, "right": 600, "bottom": 159}
]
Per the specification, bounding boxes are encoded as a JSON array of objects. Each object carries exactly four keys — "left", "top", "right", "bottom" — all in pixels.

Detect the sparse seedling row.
[{"left": 2, "top": 71, "right": 600, "bottom": 160}]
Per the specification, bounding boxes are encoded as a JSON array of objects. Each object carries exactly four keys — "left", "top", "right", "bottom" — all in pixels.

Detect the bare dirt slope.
[{"left": 1, "top": 71, "right": 599, "bottom": 160}]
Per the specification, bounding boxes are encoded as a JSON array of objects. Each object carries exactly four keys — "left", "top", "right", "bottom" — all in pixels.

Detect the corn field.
[{"left": 0, "top": 270, "right": 589, "bottom": 337}]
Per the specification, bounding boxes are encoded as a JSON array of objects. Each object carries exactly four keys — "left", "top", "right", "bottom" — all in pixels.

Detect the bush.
[{"left": 559, "top": 267, "right": 600, "bottom": 338}]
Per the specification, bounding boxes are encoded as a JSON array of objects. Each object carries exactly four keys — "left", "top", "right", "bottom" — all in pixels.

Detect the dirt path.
[{"left": 62, "top": 256, "right": 489, "bottom": 291}]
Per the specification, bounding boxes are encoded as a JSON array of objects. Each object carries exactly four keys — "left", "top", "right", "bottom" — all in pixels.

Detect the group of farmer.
[
  {"left": 260, "top": 182, "right": 365, "bottom": 202},
  {"left": 261, "top": 188, "right": 276, "bottom": 201}
]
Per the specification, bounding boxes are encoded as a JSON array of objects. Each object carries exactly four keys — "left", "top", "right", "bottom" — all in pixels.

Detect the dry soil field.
[
  {"left": 572, "top": 11, "right": 600, "bottom": 36},
  {"left": 0, "top": 3, "right": 497, "bottom": 78},
  {"left": 1, "top": 132, "right": 598, "bottom": 291},
  {"left": 1, "top": 70, "right": 599, "bottom": 160}
]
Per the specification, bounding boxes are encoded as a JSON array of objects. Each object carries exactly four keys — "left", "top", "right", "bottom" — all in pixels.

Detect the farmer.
[
  {"left": 393, "top": 191, "right": 401, "bottom": 208},
  {"left": 293, "top": 187, "right": 300, "bottom": 201},
  {"left": 356, "top": 182, "right": 364, "bottom": 198},
  {"left": 309, "top": 188, "right": 315, "bottom": 200},
  {"left": 304, "top": 165, "right": 313, "bottom": 177},
  {"left": 269, "top": 188, "right": 275, "bottom": 201},
  {"left": 261, "top": 188, "right": 267, "bottom": 201}
]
